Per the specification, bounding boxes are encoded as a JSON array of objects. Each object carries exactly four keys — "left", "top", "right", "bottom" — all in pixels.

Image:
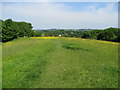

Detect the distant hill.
[{"left": 35, "top": 28, "right": 97, "bottom": 31}]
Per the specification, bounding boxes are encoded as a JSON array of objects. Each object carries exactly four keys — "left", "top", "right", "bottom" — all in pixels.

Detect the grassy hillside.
[{"left": 2, "top": 37, "right": 119, "bottom": 88}]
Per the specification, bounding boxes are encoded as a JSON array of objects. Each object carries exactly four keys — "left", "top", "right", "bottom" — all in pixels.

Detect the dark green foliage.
[
  {"left": 97, "top": 28, "right": 120, "bottom": 42},
  {"left": 81, "top": 30, "right": 103, "bottom": 40},
  {"left": 34, "top": 28, "right": 120, "bottom": 42},
  {"left": 0, "top": 19, "right": 2, "bottom": 41},
  {"left": 1, "top": 19, "right": 120, "bottom": 42},
  {"left": 81, "top": 28, "right": 120, "bottom": 42},
  {"left": 1, "top": 19, "right": 34, "bottom": 42},
  {"left": 82, "top": 32, "right": 91, "bottom": 39}
]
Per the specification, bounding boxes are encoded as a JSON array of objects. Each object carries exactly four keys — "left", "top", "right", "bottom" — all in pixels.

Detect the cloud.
[
  {"left": 2, "top": 2, "right": 118, "bottom": 29},
  {"left": 1, "top": 0, "right": 119, "bottom": 2},
  {"left": 2, "top": 0, "right": 53, "bottom": 2},
  {"left": 0, "top": 3, "right": 2, "bottom": 19}
]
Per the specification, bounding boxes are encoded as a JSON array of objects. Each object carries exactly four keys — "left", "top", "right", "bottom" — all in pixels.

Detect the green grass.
[{"left": 2, "top": 37, "right": 119, "bottom": 88}]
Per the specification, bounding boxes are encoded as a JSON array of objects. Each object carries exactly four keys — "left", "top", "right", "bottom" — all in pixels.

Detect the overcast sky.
[{"left": 1, "top": 1, "right": 118, "bottom": 29}]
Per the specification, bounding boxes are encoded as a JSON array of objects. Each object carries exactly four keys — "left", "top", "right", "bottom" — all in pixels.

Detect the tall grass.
[{"left": 2, "top": 37, "right": 119, "bottom": 88}]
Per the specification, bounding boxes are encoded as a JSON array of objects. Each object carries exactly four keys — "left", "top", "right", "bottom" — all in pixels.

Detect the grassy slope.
[{"left": 2, "top": 37, "right": 118, "bottom": 88}]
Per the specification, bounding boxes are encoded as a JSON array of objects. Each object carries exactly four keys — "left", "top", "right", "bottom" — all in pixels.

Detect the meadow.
[{"left": 2, "top": 37, "right": 119, "bottom": 88}]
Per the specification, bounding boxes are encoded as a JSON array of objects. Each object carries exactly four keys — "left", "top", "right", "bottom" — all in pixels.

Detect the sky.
[{"left": 0, "top": 0, "right": 118, "bottom": 29}]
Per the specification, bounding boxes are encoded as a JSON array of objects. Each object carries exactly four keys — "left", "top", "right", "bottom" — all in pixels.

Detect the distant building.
[{"left": 59, "top": 35, "right": 61, "bottom": 37}]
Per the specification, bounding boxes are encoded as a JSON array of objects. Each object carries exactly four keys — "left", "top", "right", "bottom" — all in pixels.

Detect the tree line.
[
  {"left": 1, "top": 19, "right": 120, "bottom": 42},
  {"left": 34, "top": 28, "right": 120, "bottom": 42},
  {"left": 0, "top": 19, "right": 34, "bottom": 42}
]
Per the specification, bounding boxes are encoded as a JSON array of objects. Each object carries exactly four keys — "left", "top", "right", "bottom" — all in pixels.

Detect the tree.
[{"left": 2, "top": 19, "right": 33, "bottom": 42}]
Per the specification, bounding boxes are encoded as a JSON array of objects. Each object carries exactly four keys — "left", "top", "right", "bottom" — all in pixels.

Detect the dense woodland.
[{"left": 0, "top": 19, "right": 120, "bottom": 42}]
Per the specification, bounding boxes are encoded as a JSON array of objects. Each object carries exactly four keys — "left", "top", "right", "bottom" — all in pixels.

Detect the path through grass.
[{"left": 2, "top": 37, "right": 119, "bottom": 88}]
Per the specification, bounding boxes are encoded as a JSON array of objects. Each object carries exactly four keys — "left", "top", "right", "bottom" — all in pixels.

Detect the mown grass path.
[{"left": 2, "top": 37, "right": 119, "bottom": 88}]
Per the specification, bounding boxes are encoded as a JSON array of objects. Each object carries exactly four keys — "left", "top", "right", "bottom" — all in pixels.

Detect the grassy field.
[{"left": 2, "top": 37, "right": 119, "bottom": 88}]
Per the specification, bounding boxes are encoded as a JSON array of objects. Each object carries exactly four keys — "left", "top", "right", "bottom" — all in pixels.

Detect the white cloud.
[
  {"left": 2, "top": 0, "right": 53, "bottom": 2},
  {"left": 2, "top": 2, "right": 118, "bottom": 29},
  {"left": 1, "top": 0, "right": 119, "bottom": 2}
]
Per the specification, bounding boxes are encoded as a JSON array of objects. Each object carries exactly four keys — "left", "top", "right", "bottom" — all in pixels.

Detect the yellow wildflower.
[
  {"left": 31, "top": 37, "right": 58, "bottom": 39},
  {"left": 5, "top": 42, "right": 12, "bottom": 45}
]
